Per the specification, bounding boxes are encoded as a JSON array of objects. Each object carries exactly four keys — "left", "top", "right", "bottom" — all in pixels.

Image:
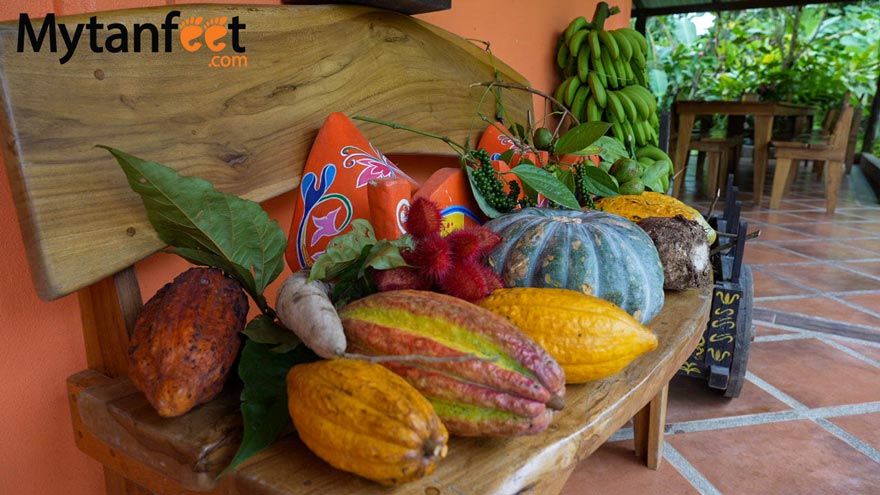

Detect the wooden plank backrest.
[
  {"left": 828, "top": 104, "right": 854, "bottom": 154},
  {"left": 0, "top": 4, "right": 531, "bottom": 301}
]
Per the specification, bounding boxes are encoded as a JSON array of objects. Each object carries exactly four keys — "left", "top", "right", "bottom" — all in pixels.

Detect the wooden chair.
[
  {"left": 769, "top": 103, "right": 854, "bottom": 213},
  {"left": 0, "top": 5, "right": 710, "bottom": 495},
  {"left": 690, "top": 135, "right": 745, "bottom": 198}
]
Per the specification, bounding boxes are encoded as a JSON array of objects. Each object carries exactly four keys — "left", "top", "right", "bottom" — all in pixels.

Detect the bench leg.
[
  {"left": 633, "top": 383, "right": 669, "bottom": 470},
  {"left": 770, "top": 157, "right": 795, "bottom": 209},
  {"left": 824, "top": 161, "right": 844, "bottom": 214}
]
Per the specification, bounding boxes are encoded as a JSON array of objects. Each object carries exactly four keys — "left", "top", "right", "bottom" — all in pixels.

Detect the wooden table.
[
  {"left": 69, "top": 288, "right": 712, "bottom": 495},
  {"left": 671, "top": 100, "right": 816, "bottom": 203}
]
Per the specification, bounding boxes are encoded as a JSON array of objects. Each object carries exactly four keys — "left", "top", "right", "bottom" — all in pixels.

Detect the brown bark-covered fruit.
[
  {"left": 637, "top": 216, "right": 711, "bottom": 291},
  {"left": 128, "top": 267, "right": 248, "bottom": 417}
]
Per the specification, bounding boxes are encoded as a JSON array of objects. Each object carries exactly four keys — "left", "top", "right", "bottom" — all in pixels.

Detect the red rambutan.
[{"left": 405, "top": 197, "right": 443, "bottom": 239}]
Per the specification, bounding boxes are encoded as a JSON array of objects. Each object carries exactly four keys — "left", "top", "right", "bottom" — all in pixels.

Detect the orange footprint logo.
[
  {"left": 203, "top": 17, "right": 229, "bottom": 52},
  {"left": 179, "top": 17, "right": 204, "bottom": 52}
]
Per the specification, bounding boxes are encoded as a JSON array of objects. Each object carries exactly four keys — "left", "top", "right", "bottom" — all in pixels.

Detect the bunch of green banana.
[{"left": 554, "top": 7, "right": 674, "bottom": 193}]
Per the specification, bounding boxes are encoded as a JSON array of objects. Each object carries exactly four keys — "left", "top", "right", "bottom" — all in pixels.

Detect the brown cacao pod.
[
  {"left": 287, "top": 358, "right": 448, "bottom": 486},
  {"left": 339, "top": 290, "right": 566, "bottom": 437},
  {"left": 128, "top": 267, "right": 247, "bottom": 417}
]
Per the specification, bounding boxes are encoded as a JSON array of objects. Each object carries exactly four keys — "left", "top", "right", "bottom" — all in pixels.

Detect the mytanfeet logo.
[{"left": 17, "top": 10, "right": 247, "bottom": 68}]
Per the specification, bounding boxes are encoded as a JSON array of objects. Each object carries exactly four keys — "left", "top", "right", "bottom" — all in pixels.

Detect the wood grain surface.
[
  {"left": 0, "top": 5, "right": 530, "bottom": 300},
  {"left": 72, "top": 287, "right": 711, "bottom": 495}
]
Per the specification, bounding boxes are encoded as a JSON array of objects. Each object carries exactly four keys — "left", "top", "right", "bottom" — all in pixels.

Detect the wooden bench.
[{"left": 0, "top": 5, "right": 710, "bottom": 494}]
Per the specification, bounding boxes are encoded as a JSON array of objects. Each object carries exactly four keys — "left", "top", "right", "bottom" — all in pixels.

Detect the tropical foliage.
[{"left": 645, "top": 3, "right": 880, "bottom": 113}]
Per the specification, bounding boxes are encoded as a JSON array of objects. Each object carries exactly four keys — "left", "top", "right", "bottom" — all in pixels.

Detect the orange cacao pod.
[{"left": 287, "top": 358, "right": 448, "bottom": 485}]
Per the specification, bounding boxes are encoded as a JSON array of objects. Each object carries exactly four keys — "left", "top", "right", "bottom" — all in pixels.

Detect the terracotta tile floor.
[{"left": 561, "top": 154, "right": 880, "bottom": 495}]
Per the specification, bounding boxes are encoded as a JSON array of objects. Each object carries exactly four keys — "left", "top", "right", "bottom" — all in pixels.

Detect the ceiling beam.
[{"left": 633, "top": 0, "right": 855, "bottom": 19}]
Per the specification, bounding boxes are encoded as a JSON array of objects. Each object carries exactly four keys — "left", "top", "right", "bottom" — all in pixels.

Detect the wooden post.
[{"left": 77, "top": 267, "right": 147, "bottom": 495}]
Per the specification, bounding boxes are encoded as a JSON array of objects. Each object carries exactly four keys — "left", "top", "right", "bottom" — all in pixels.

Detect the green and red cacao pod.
[{"left": 339, "top": 290, "right": 566, "bottom": 437}]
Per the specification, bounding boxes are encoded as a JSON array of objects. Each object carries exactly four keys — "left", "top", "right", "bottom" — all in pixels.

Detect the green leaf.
[
  {"left": 499, "top": 149, "right": 516, "bottom": 164},
  {"left": 358, "top": 239, "right": 409, "bottom": 277},
  {"left": 465, "top": 166, "right": 505, "bottom": 219},
  {"left": 564, "top": 145, "right": 603, "bottom": 157},
  {"left": 101, "top": 146, "right": 286, "bottom": 302},
  {"left": 242, "top": 314, "right": 301, "bottom": 354},
  {"left": 555, "top": 168, "right": 576, "bottom": 194},
  {"left": 309, "top": 219, "right": 377, "bottom": 281},
  {"left": 593, "top": 136, "right": 629, "bottom": 163},
  {"left": 642, "top": 160, "right": 670, "bottom": 193},
  {"left": 510, "top": 164, "right": 581, "bottom": 210},
  {"left": 578, "top": 165, "right": 620, "bottom": 198},
  {"left": 219, "top": 340, "right": 317, "bottom": 477},
  {"left": 554, "top": 122, "right": 613, "bottom": 155}
]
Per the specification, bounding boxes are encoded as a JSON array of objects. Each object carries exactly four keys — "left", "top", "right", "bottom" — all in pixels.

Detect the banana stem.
[
  {"left": 352, "top": 116, "right": 469, "bottom": 156},
  {"left": 592, "top": 2, "right": 620, "bottom": 31}
]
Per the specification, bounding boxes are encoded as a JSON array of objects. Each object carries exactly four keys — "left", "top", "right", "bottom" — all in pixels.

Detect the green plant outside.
[{"left": 645, "top": 2, "right": 879, "bottom": 144}]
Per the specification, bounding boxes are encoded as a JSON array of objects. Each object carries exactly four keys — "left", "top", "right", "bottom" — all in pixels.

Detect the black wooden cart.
[{"left": 677, "top": 180, "right": 755, "bottom": 398}]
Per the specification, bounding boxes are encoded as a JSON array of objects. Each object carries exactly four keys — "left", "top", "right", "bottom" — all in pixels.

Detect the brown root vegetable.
[
  {"left": 276, "top": 270, "right": 346, "bottom": 359},
  {"left": 637, "top": 215, "right": 711, "bottom": 291}
]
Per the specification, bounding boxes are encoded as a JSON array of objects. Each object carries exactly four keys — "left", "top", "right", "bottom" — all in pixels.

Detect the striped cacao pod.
[{"left": 339, "top": 290, "right": 566, "bottom": 437}]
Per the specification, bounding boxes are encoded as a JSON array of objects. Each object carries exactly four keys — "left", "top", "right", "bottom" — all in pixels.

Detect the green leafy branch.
[{"left": 102, "top": 146, "right": 309, "bottom": 478}]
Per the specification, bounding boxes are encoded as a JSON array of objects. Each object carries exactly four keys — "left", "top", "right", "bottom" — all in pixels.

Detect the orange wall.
[{"left": 0, "top": 1, "right": 629, "bottom": 494}]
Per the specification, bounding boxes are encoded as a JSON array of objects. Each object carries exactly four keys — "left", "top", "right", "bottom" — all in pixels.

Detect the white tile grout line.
[
  {"left": 744, "top": 371, "right": 807, "bottom": 410},
  {"left": 753, "top": 319, "right": 880, "bottom": 349},
  {"left": 818, "top": 338, "right": 880, "bottom": 368},
  {"left": 755, "top": 307, "right": 880, "bottom": 334},
  {"left": 814, "top": 418, "right": 880, "bottom": 464},
  {"left": 606, "top": 354, "right": 880, "bottom": 491},
  {"left": 748, "top": 264, "right": 880, "bottom": 331},
  {"left": 662, "top": 443, "right": 725, "bottom": 495},
  {"left": 826, "top": 293, "right": 880, "bottom": 321},
  {"left": 758, "top": 289, "right": 880, "bottom": 299}
]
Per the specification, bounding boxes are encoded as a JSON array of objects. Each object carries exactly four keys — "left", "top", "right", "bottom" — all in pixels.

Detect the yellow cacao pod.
[
  {"left": 478, "top": 288, "right": 658, "bottom": 383},
  {"left": 287, "top": 358, "right": 448, "bottom": 486},
  {"left": 594, "top": 191, "right": 716, "bottom": 244}
]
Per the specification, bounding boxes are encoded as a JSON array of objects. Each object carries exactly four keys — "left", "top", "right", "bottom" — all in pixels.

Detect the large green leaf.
[
  {"left": 554, "top": 122, "right": 613, "bottom": 155},
  {"left": 219, "top": 340, "right": 317, "bottom": 477},
  {"left": 593, "top": 136, "right": 629, "bottom": 163},
  {"left": 510, "top": 164, "right": 581, "bottom": 210},
  {"left": 101, "top": 146, "right": 286, "bottom": 308}
]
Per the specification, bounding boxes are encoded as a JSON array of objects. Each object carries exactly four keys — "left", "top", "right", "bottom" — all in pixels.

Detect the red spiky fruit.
[
  {"left": 403, "top": 233, "right": 453, "bottom": 282},
  {"left": 447, "top": 228, "right": 502, "bottom": 261},
  {"left": 437, "top": 260, "right": 504, "bottom": 302},
  {"left": 405, "top": 197, "right": 443, "bottom": 239}
]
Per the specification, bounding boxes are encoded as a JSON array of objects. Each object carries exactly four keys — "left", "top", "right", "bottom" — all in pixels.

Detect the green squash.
[{"left": 484, "top": 208, "right": 665, "bottom": 324}]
